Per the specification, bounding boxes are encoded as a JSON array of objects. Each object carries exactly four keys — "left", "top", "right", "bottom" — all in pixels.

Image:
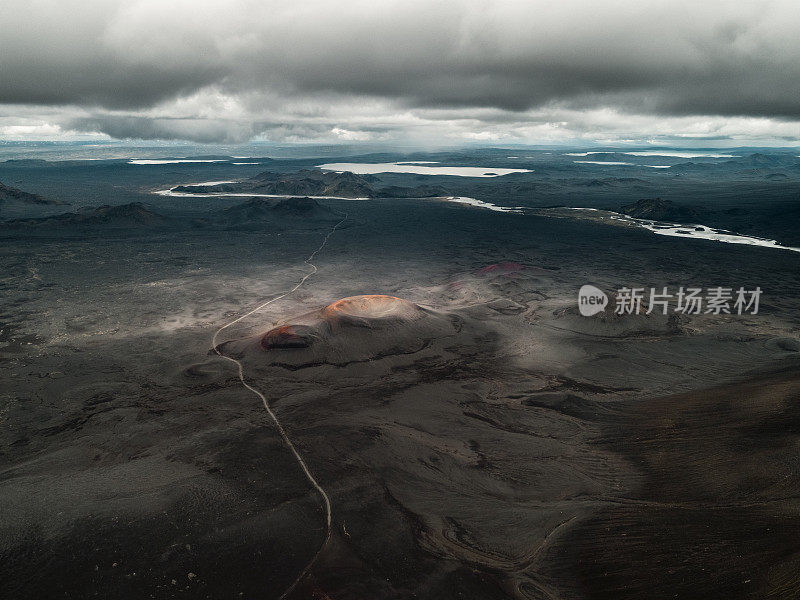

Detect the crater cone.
[
  {"left": 322, "top": 294, "right": 424, "bottom": 326},
  {"left": 252, "top": 294, "right": 458, "bottom": 367}
]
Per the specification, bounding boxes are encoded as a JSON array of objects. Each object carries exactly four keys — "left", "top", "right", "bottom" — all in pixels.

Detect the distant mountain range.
[
  {"left": 619, "top": 198, "right": 702, "bottom": 221},
  {"left": 4, "top": 203, "right": 165, "bottom": 228},
  {"left": 172, "top": 168, "right": 454, "bottom": 199},
  {"left": 249, "top": 169, "right": 375, "bottom": 197},
  {"left": 213, "top": 197, "right": 339, "bottom": 227},
  {"left": 0, "top": 180, "right": 62, "bottom": 206},
  {"left": 172, "top": 169, "right": 376, "bottom": 198},
  {"left": 3, "top": 197, "right": 341, "bottom": 231}
]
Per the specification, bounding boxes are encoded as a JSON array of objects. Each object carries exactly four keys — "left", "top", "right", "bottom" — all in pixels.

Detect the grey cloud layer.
[{"left": 2, "top": 0, "right": 800, "bottom": 142}]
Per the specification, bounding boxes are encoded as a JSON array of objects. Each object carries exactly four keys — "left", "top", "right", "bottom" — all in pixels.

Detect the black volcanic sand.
[
  {"left": 230, "top": 286, "right": 800, "bottom": 599},
  {"left": 1, "top": 186, "right": 800, "bottom": 599},
  {"left": 539, "top": 367, "right": 800, "bottom": 600}
]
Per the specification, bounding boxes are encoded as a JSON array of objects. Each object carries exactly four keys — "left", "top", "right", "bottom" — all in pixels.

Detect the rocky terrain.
[
  {"left": 1, "top": 149, "right": 799, "bottom": 600},
  {"left": 0, "top": 180, "right": 62, "bottom": 213},
  {"left": 3, "top": 202, "right": 166, "bottom": 228},
  {"left": 619, "top": 197, "right": 702, "bottom": 221},
  {"left": 213, "top": 197, "right": 340, "bottom": 228},
  {"left": 173, "top": 169, "right": 376, "bottom": 198}
]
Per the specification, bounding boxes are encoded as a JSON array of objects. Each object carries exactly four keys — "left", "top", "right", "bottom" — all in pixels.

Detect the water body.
[
  {"left": 129, "top": 159, "right": 228, "bottom": 165},
  {"left": 574, "top": 160, "right": 634, "bottom": 166},
  {"left": 317, "top": 162, "right": 532, "bottom": 177},
  {"left": 574, "top": 160, "right": 672, "bottom": 168},
  {"left": 443, "top": 196, "right": 524, "bottom": 213},
  {"left": 637, "top": 220, "right": 800, "bottom": 252},
  {"left": 154, "top": 181, "right": 797, "bottom": 253},
  {"left": 565, "top": 151, "right": 736, "bottom": 158},
  {"left": 443, "top": 198, "right": 800, "bottom": 253},
  {"left": 587, "top": 209, "right": 800, "bottom": 253}
]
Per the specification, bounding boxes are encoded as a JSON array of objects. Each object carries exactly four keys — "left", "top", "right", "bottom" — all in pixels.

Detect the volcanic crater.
[{"left": 251, "top": 295, "right": 459, "bottom": 367}]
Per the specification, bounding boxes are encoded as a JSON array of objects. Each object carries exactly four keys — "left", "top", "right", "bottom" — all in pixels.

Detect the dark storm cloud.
[
  {"left": 68, "top": 116, "right": 261, "bottom": 144},
  {"left": 2, "top": 0, "right": 800, "bottom": 142},
  {"left": 2, "top": 65, "right": 224, "bottom": 111},
  {"left": 66, "top": 114, "right": 391, "bottom": 144}
]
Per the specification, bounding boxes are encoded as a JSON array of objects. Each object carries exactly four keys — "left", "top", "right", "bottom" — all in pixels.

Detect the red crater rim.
[
  {"left": 260, "top": 324, "right": 313, "bottom": 350},
  {"left": 322, "top": 295, "right": 421, "bottom": 319},
  {"left": 479, "top": 262, "right": 524, "bottom": 275},
  {"left": 260, "top": 295, "right": 427, "bottom": 351}
]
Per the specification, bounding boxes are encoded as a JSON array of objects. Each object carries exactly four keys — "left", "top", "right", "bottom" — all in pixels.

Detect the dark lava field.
[{"left": 2, "top": 147, "right": 800, "bottom": 599}]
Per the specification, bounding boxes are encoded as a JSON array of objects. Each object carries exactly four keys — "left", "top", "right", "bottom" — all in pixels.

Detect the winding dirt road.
[{"left": 211, "top": 211, "right": 347, "bottom": 599}]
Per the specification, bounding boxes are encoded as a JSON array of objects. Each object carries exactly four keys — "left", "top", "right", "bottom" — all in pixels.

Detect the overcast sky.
[{"left": 2, "top": 0, "right": 800, "bottom": 147}]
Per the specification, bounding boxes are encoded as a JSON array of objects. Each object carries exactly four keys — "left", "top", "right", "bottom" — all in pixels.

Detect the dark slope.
[
  {"left": 541, "top": 367, "right": 800, "bottom": 600},
  {"left": 619, "top": 197, "right": 703, "bottom": 221},
  {"left": 248, "top": 169, "right": 375, "bottom": 197},
  {"left": 4, "top": 202, "right": 166, "bottom": 228},
  {"left": 172, "top": 169, "right": 376, "bottom": 198},
  {"left": 0, "top": 180, "right": 62, "bottom": 206},
  {"left": 214, "top": 197, "right": 339, "bottom": 226}
]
